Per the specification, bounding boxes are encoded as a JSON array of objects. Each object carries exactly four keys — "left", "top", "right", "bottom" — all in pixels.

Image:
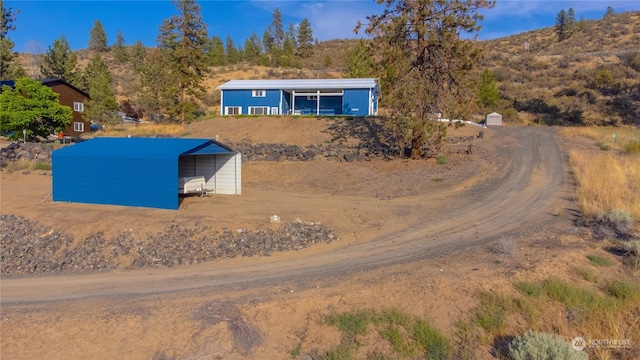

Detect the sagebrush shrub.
[{"left": 509, "top": 331, "right": 588, "bottom": 360}]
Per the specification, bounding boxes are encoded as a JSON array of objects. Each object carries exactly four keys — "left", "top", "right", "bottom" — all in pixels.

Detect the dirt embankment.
[{"left": 0, "top": 119, "right": 582, "bottom": 360}]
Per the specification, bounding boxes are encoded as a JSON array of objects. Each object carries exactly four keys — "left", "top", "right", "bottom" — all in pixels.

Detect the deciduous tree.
[
  {"left": 478, "top": 69, "right": 500, "bottom": 109},
  {"left": 157, "top": 0, "right": 209, "bottom": 124},
  {"left": 358, "top": 0, "right": 493, "bottom": 159},
  {"left": 0, "top": 78, "right": 72, "bottom": 140}
]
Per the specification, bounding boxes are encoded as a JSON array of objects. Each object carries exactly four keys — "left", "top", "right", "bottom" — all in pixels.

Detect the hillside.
[{"left": 15, "top": 12, "right": 639, "bottom": 125}]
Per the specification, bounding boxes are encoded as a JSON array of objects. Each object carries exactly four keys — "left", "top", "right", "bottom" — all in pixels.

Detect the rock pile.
[
  {"left": 0, "top": 142, "right": 54, "bottom": 168},
  {"left": 228, "top": 142, "right": 400, "bottom": 162},
  {"left": 0, "top": 215, "right": 337, "bottom": 275}
]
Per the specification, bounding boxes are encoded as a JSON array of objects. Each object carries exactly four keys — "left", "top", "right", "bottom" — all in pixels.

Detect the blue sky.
[{"left": 5, "top": 0, "right": 640, "bottom": 53}]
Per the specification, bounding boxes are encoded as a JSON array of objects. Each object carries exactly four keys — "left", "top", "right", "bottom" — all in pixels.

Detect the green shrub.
[
  {"left": 413, "top": 319, "right": 452, "bottom": 360},
  {"left": 586, "top": 254, "right": 613, "bottom": 267},
  {"left": 323, "top": 310, "right": 372, "bottom": 337},
  {"left": 514, "top": 281, "right": 544, "bottom": 297},
  {"left": 602, "top": 280, "right": 640, "bottom": 301},
  {"left": 508, "top": 331, "right": 588, "bottom": 360},
  {"left": 437, "top": 155, "right": 448, "bottom": 165},
  {"left": 474, "top": 291, "right": 508, "bottom": 333},
  {"left": 596, "top": 140, "right": 611, "bottom": 151}
]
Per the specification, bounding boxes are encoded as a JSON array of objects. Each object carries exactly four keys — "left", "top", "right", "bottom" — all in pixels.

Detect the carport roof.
[
  {"left": 217, "top": 78, "right": 379, "bottom": 90},
  {"left": 54, "top": 137, "right": 235, "bottom": 160}
]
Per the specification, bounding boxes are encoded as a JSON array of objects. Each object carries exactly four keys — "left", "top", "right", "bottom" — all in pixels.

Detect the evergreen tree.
[
  {"left": 555, "top": 9, "right": 569, "bottom": 41},
  {"left": 267, "top": 8, "right": 284, "bottom": 50},
  {"left": 88, "top": 19, "right": 108, "bottom": 52},
  {"left": 129, "top": 40, "right": 147, "bottom": 72},
  {"left": 262, "top": 29, "right": 274, "bottom": 53},
  {"left": 83, "top": 53, "right": 118, "bottom": 123},
  {"left": 137, "top": 48, "right": 173, "bottom": 118},
  {"left": 566, "top": 8, "right": 576, "bottom": 35},
  {"left": 41, "top": 35, "right": 81, "bottom": 86},
  {"left": 157, "top": 0, "right": 209, "bottom": 124},
  {"left": 225, "top": 35, "right": 240, "bottom": 64},
  {"left": 324, "top": 55, "right": 332, "bottom": 68},
  {"left": 244, "top": 31, "right": 262, "bottom": 64},
  {"left": 344, "top": 39, "right": 373, "bottom": 78},
  {"left": 358, "top": 0, "right": 493, "bottom": 159},
  {"left": 286, "top": 22, "right": 297, "bottom": 48},
  {"left": 0, "top": 77, "right": 72, "bottom": 140},
  {"left": 477, "top": 69, "right": 500, "bottom": 109},
  {"left": 113, "top": 30, "right": 128, "bottom": 64},
  {"left": 207, "top": 35, "right": 226, "bottom": 66},
  {"left": 297, "top": 18, "right": 313, "bottom": 58},
  {"left": 0, "top": 0, "right": 24, "bottom": 80},
  {"left": 604, "top": 6, "right": 615, "bottom": 18}
]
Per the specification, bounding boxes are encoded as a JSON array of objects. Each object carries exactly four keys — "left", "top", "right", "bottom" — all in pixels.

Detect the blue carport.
[{"left": 52, "top": 137, "right": 241, "bottom": 210}]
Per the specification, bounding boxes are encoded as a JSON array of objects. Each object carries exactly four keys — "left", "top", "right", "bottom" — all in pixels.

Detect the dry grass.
[
  {"left": 562, "top": 126, "right": 640, "bottom": 221},
  {"left": 95, "top": 123, "right": 186, "bottom": 137},
  {"left": 569, "top": 150, "right": 640, "bottom": 220}
]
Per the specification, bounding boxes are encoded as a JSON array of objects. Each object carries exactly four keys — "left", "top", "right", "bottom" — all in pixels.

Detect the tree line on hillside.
[
  {"left": 0, "top": 0, "right": 315, "bottom": 126},
  {"left": 2, "top": 0, "right": 638, "bottom": 156}
]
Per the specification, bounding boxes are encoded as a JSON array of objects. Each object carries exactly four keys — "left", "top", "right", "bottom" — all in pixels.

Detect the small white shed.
[{"left": 485, "top": 112, "right": 503, "bottom": 126}]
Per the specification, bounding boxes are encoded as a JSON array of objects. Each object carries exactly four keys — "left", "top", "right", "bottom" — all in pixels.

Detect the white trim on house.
[
  {"left": 251, "top": 90, "right": 266, "bottom": 97},
  {"left": 218, "top": 78, "right": 378, "bottom": 90},
  {"left": 73, "top": 122, "right": 84, "bottom": 132},
  {"left": 73, "top": 102, "right": 84, "bottom": 112}
]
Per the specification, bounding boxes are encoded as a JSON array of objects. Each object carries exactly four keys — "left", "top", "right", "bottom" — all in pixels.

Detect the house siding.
[
  {"left": 46, "top": 82, "right": 90, "bottom": 137},
  {"left": 343, "top": 88, "right": 371, "bottom": 116},
  {"left": 221, "top": 89, "right": 281, "bottom": 115}
]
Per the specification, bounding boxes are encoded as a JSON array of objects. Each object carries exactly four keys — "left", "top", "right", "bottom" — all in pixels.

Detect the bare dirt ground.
[{"left": 0, "top": 118, "right": 617, "bottom": 359}]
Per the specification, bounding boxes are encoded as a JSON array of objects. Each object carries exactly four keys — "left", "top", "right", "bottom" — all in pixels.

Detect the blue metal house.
[
  {"left": 217, "top": 78, "right": 379, "bottom": 116},
  {"left": 52, "top": 137, "right": 241, "bottom": 210}
]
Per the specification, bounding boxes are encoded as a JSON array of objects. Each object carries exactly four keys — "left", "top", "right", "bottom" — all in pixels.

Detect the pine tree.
[
  {"left": 41, "top": 35, "right": 81, "bottom": 86},
  {"left": 267, "top": 8, "right": 284, "bottom": 50},
  {"left": 604, "top": 6, "right": 615, "bottom": 18},
  {"left": 262, "top": 29, "right": 274, "bottom": 53},
  {"left": 137, "top": 48, "right": 173, "bottom": 118},
  {"left": 344, "top": 39, "right": 373, "bottom": 78},
  {"left": 113, "top": 30, "right": 128, "bottom": 64},
  {"left": 157, "top": 0, "right": 209, "bottom": 124},
  {"left": 297, "top": 18, "right": 313, "bottom": 58},
  {"left": 555, "top": 9, "right": 569, "bottom": 41},
  {"left": 477, "top": 69, "right": 500, "bottom": 109},
  {"left": 83, "top": 53, "right": 118, "bottom": 123},
  {"left": 225, "top": 35, "right": 240, "bottom": 64},
  {"left": 358, "top": 0, "right": 493, "bottom": 159},
  {"left": 129, "top": 40, "right": 147, "bottom": 72},
  {"left": 207, "top": 35, "right": 226, "bottom": 66},
  {"left": 244, "top": 32, "right": 262, "bottom": 64},
  {"left": 88, "top": 19, "right": 108, "bottom": 51},
  {"left": 286, "top": 22, "right": 297, "bottom": 49},
  {"left": 0, "top": 0, "right": 24, "bottom": 80},
  {"left": 566, "top": 8, "right": 576, "bottom": 35}
]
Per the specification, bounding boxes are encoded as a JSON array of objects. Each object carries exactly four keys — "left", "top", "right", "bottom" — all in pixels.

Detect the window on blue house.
[
  {"left": 249, "top": 106, "right": 269, "bottom": 115},
  {"left": 225, "top": 106, "right": 241, "bottom": 115},
  {"left": 252, "top": 90, "right": 266, "bottom": 97}
]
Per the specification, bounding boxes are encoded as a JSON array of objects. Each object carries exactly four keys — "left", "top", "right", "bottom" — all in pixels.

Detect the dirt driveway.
[{"left": 0, "top": 124, "right": 572, "bottom": 359}]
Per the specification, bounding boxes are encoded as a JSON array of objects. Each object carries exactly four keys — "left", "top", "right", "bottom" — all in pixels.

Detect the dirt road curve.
[{"left": 0, "top": 127, "right": 565, "bottom": 304}]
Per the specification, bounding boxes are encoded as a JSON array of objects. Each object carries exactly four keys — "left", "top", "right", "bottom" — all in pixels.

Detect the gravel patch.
[{"left": 1, "top": 214, "right": 337, "bottom": 275}]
